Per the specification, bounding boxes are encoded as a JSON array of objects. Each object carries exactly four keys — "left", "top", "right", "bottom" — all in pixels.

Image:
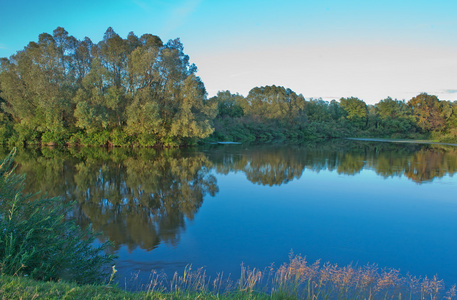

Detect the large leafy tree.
[
  {"left": 376, "top": 97, "right": 411, "bottom": 120},
  {"left": 211, "top": 90, "right": 244, "bottom": 119},
  {"left": 0, "top": 27, "right": 216, "bottom": 146},
  {"left": 306, "top": 98, "right": 331, "bottom": 122},
  {"left": 150, "top": 38, "right": 216, "bottom": 146},
  {"left": 340, "top": 97, "right": 368, "bottom": 129},
  {"left": 408, "top": 93, "right": 451, "bottom": 132},
  {"left": 242, "top": 85, "right": 306, "bottom": 123},
  {"left": 328, "top": 99, "right": 345, "bottom": 121},
  {"left": 73, "top": 27, "right": 132, "bottom": 131},
  {"left": 0, "top": 28, "right": 80, "bottom": 144},
  {"left": 372, "top": 97, "right": 416, "bottom": 136}
]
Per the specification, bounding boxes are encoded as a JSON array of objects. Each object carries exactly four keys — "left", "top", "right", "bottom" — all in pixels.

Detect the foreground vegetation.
[
  {"left": 2, "top": 254, "right": 457, "bottom": 299},
  {"left": 1, "top": 28, "right": 457, "bottom": 147},
  {"left": 0, "top": 149, "right": 115, "bottom": 284}
]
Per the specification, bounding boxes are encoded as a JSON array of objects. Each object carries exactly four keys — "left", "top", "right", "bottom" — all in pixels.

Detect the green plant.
[{"left": 0, "top": 148, "right": 115, "bottom": 284}]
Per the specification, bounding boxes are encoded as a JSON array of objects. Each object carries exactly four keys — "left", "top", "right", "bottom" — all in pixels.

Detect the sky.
[{"left": 1, "top": 0, "right": 456, "bottom": 104}]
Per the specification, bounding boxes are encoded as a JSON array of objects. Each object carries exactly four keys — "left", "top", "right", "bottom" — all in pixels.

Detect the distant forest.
[{"left": 1, "top": 27, "right": 457, "bottom": 147}]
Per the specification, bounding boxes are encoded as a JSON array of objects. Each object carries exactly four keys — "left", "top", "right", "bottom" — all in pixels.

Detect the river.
[{"left": 6, "top": 139, "right": 457, "bottom": 289}]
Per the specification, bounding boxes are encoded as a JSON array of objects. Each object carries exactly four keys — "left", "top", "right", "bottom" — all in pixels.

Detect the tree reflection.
[
  {"left": 6, "top": 141, "right": 457, "bottom": 253},
  {"left": 206, "top": 141, "right": 457, "bottom": 185},
  {"left": 403, "top": 148, "right": 457, "bottom": 183},
  {"left": 206, "top": 145, "right": 308, "bottom": 186},
  {"left": 12, "top": 147, "right": 218, "bottom": 252}
]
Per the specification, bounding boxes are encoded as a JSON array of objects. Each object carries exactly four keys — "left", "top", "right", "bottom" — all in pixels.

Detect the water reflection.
[
  {"left": 6, "top": 141, "right": 457, "bottom": 251},
  {"left": 11, "top": 147, "right": 218, "bottom": 252},
  {"left": 205, "top": 141, "right": 457, "bottom": 184}
]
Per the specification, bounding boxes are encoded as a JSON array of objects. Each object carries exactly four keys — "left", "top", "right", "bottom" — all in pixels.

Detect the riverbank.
[
  {"left": 0, "top": 275, "right": 242, "bottom": 300},
  {"left": 2, "top": 254, "right": 456, "bottom": 300},
  {"left": 346, "top": 137, "right": 457, "bottom": 147}
]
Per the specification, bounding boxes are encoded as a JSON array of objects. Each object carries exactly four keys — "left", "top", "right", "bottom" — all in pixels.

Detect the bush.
[
  {"left": 0, "top": 149, "right": 115, "bottom": 284},
  {"left": 68, "top": 132, "right": 84, "bottom": 146},
  {"left": 136, "top": 132, "right": 157, "bottom": 147},
  {"left": 41, "top": 130, "right": 70, "bottom": 145},
  {"left": 109, "top": 128, "right": 130, "bottom": 147},
  {"left": 0, "top": 122, "right": 13, "bottom": 144},
  {"left": 8, "top": 123, "right": 41, "bottom": 146}
]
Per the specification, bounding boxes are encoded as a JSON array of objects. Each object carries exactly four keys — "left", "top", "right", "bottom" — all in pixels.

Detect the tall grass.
[
  {"left": 123, "top": 253, "right": 456, "bottom": 300},
  {"left": 0, "top": 149, "right": 115, "bottom": 284}
]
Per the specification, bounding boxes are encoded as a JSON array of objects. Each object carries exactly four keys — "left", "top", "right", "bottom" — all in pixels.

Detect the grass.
[{"left": 1, "top": 254, "right": 456, "bottom": 300}]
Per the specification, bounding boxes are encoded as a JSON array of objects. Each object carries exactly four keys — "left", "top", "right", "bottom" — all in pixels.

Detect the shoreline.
[{"left": 346, "top": 137, "right": 457, "bottom": 147}]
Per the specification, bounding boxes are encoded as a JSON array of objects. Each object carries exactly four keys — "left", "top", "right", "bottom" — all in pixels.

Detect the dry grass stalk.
[{"left": 125, "top": 255, "right": 456, "bottom": 299}]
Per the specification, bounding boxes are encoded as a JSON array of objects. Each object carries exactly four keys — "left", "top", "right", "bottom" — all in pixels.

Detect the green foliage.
[
  {"left": 136, "top": 132, "right": 157, "bottom": 147},
  {"left": 305, "top": 98, "right": 330, "bottom": 122},
  {"left": 8, "top": 123, "right": 41, "bottom": 146},
  {"left": 2, "top": 27, "right": 457, "bottom": 146},
  {"left": 67, "top": 132, "right": 84, "bottom": 146},
  {"left": 408, "top": 93, "right": 450, "bottom": 133},
  {"left": 242, "top": 85, "right": 306, "bottom": 123},
  {"left": 41, "top": 130, "right": 70, "bottom": 145},
  {"left": 0, "top": 149, "right": 115, "bottom": 284},
  {"left": 0, "top": 112, "right": 13, "bottom": 143},
  {"left": 0, "top": 27, "right": 216, "bottom": 148},
  {"left": 81, "top": 130, "right": 111, "bottom": 146},
  {"left": 212, "top": 90, "right": 244, "bottom": 118},
  {"left": 340, "top": 97, "right": 368, "bottom": 129},
  {"left": 109, "top": 128, "right": 130, "bottom": 146},
  {"left": 376, "top": 97, "right": 411, "bottom": 120}
]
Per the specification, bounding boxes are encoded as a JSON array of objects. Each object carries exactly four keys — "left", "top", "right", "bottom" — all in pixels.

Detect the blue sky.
[{"left": 1, "top": 0, "right": 456, "bottom": 104}]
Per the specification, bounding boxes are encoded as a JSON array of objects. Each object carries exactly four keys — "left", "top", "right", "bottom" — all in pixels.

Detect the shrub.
[
  {"left": 41, "top": 130, "right": 70, "bottom": 145},
  {"left": 109, "top": 128, "right": 130, "bottom": 147},
  {"left": 8, "top": 123, "right": 41, "bottom": 146},
  {"left": 0, "top": 149, "right": 115, "bottom": 284},
  {"left": 68, "top": 132, "right": 84, "bottom": 146}
]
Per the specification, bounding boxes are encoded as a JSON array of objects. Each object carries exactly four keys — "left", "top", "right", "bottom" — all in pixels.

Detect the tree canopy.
[
  {"left": 1, "top": 27, "right": 457, "bottom": 146},
  {"left": 0, "top": 27, "right": 216, "bottom": 147}
]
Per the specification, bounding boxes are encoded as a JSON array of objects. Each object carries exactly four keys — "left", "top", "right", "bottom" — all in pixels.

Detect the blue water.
[
  {"left": 113, "top": 145, "right": 457, "bottom": 286},
  {"left": 9, "top": 141, "right": 457, "bottom": 287}
]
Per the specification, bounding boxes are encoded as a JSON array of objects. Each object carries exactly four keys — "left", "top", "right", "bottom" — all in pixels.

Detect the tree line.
[
  {"left": 1, "top": 27, "right": 457, "bottom": 147},
  {"left": 210, "top": 88, "right": 457, "bottom": 143},
  {"left": 0, "top": 27, "right": 215, "bottom": 147}
]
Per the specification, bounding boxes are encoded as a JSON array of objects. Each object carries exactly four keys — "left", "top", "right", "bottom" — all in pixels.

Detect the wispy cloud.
[
  {"left": 444, "top": 89, "right": 457, "bottom": 94},
  {"left": 162, "top": 0, "right": 203, "bottom": 35},
  {"left": 0, "top": 44, "right": 7, "bottom": 50}
]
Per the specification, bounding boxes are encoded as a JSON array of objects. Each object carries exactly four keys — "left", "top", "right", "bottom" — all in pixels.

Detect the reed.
[
  {"left": 2, "top": 255, "right": 457, "bottom": 300},
  {"left": 129, "top": 253, "right": 457, "bottom": 300}
]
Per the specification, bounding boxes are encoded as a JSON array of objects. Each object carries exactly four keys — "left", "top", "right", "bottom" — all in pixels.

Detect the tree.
[
  {"left": 212, "top": 90, "right": 244, "bottom": 119},
  {"left": 376, "top": 97, "right": 411, "bottom": 120},
  {"left": 0, "top": 30, "right": 78, "bottom": 144},
  {"left": 243, "top": 85, "right": 306, "bottom": 123},
  {"left": 328, "top": 99, "right": 345, "bottom": 121},
  {"left": 0, "top": 27, "right": 215, "bottom": 147},
  {"left": 340, "top": 97, "right": 368, "bottom": 128},
  {"left": 306, "top": 98, "right": 330, "bottom": 122},
  {"left": 408, "top": 93, "right": 450, "bottom": 132},
  {"left": 151, "top": 38, "right": 216, "bottom": 146}
]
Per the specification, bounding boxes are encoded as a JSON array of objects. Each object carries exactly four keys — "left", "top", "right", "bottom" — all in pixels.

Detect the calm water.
[{"left": 6, "top": 140, "right": 457, "bottom": 287}]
